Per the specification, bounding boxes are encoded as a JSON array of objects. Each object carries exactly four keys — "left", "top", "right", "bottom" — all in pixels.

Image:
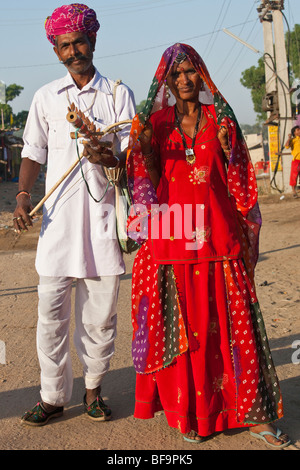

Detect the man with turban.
[{"left": 13, "top": 4, "right": 136, "bottom": 426}]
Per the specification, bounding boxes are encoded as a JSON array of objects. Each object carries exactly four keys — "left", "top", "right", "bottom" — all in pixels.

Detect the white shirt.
[{"left": 22, "top": 69, "right": 136, "bottom": 277}]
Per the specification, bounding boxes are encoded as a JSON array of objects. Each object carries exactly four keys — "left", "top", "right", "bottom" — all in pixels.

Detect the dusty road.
[{"left": 0, "top": 182, "right": 300, "bottom": 452}]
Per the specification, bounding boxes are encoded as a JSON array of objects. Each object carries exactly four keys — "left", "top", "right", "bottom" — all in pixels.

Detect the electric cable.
[{"left": 204, "top": 0, "right": 231, "bottom": 58}]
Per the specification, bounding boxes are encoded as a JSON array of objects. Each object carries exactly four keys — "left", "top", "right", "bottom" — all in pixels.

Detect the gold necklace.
[{"left": 65, "top": 87, "right": 97, "bottom": 115}]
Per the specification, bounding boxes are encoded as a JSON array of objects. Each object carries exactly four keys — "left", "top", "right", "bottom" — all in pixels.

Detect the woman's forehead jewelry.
[{"left": 175, "top": 52, "right": 187, "bottom": 64}]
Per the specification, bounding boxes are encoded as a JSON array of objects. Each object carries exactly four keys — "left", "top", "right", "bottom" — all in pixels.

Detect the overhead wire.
[
  {"left": 216, "top": 1, "right": 258, "bottom": 86},
  {"left": 203, "top": 0, "right": 231, "bottom": 58},
  {"left": 0, "top": 19, "right": 257, "bottom": 70},
  {"left": 0, "top": 0, "right": 197, "bottom": 25},
  {"left": 218, "top": 18, "right": 260, "bottom": 87}
]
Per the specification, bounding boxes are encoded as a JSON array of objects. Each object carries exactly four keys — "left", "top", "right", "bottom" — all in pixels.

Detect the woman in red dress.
[{"left": 126, "top": 43, "right": 290, "bottom": 448}]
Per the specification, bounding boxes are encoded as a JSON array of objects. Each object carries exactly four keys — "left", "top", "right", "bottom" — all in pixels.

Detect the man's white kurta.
[{"left": 22, "top": 70, "right": 136, "bottom": 277}]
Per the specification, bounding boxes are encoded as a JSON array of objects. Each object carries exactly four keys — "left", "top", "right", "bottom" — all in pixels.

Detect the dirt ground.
[{"left": 0, "top": 181, "right": 300, "bottom": 453}]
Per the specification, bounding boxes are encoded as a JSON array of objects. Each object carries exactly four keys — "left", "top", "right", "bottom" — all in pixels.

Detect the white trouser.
[{"left": 37, "top": 275, "right": 119, "bottom": 407}]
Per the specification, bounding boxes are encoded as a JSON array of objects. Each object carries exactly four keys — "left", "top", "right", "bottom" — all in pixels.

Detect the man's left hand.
[{"left": 83, "top": 142, "right": 118, "bottom": 167}]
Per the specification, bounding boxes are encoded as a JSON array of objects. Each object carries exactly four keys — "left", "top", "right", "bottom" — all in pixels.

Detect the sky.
[{"left": 0, "top": 0, "right": 299, "bottom": 125}]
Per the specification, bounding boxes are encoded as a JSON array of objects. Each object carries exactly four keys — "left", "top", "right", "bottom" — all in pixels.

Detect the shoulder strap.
[{"left": 113, "top": 79, "right": 122, "bottom": 107}]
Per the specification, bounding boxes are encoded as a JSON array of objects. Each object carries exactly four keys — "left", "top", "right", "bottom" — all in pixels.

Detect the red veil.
[
  {"left": 126, "top": 43, "right": 261, "bottom": 282},
  {"left": 126, "top": 44, "right": 283, "bottom": 426}
]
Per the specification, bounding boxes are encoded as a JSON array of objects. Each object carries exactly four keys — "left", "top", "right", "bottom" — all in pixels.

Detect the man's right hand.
[
  {"left": 13, "top": 158, "right": 41, "bottom": 232},
  {"left": 13, "top": 193, "right": 34, "bottom": 233}
]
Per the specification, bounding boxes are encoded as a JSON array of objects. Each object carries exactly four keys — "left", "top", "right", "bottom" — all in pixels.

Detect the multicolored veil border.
[{"left": 126, "top": 43, "right": 261, "bottom": 282}]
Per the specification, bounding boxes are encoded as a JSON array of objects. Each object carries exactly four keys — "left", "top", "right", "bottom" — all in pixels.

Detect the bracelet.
[
  {"left": 16, "top": 190, "right": 31, "bottom": 199},
  {"left": 145, "top": 159, "right": 156, "bottom": 171},
  {"left": 107, "top": 155, "right": 120, "bottom": 170},
  {"left": 222, "top": 147, "right": 231, "bottom": 155},
  {"left": 143, "top": 150, "right": 154, "bottom": 158}
]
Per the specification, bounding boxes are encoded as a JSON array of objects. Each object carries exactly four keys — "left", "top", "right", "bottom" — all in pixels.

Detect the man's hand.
[
  {"left": 13, "top": 194, "right": 34, "bottom": 233},
  {"left": 83, "top": 142, "right": 119, "bottom": 168},
  {"left": 13, "top": 158, "right": 40, "bottom": 233}
]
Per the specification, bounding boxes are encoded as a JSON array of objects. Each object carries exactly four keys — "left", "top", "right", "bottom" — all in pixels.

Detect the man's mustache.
[{"left": 60, "top": 54, "right": 89, "bottom": 66}]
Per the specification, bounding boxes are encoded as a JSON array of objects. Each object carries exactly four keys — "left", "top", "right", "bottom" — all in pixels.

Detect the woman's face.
[
  {"left": 166, "top": 59, "right": 203, "bottom": 102},
  {"left": 294, "top": 127, "right": 300, "bottom": 137}
]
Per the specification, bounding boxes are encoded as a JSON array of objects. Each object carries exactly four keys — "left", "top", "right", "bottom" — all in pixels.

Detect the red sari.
[
  {"left": 130, "top": 106, "right": 283, "bottom": 436},
  {"left": 126, "top": 43, "right": 283, "bottom": 438}
]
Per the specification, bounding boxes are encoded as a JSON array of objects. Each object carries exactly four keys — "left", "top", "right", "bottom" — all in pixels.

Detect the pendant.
[{"left": 185, "top": 148, "right": 196, "bottom": 165}]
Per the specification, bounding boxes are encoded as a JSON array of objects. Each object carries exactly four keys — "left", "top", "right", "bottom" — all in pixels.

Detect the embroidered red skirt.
[{"left": 132, "top": 242, "right": 283, "bottom": 437}]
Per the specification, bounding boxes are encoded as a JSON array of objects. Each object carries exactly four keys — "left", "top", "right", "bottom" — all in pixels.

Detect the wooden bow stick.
[{"left": 29, "top": 105, "right": 132, "bottom": 217}]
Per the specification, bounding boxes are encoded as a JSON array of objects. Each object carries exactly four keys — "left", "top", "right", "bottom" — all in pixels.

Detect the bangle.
[
  {"left": 16, "top": 190, "right": 31, "bottom": 199},
  {"left": 222, "top": 147, "right": 231, "bottom": 155},
  {"left": 107, "top": 155, "right": 120, "bottom": 170},
  {"left": 143, "top": 150, "right": 154, "bottom": 158},
  {"left": 145, "top": 159, "right": 156, "bottom": 171}
]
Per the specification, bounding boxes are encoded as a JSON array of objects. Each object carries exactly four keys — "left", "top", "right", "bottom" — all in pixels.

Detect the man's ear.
[
  {"left": 53, "top": 46, "right": 61, "bottom": 61},
  {"left": 88, "top": 33, "right": 96, "bottom": 52}
]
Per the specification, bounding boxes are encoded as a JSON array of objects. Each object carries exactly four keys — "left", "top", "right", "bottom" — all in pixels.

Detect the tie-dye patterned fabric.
[
  {"left": 45, "top": 3, "right": 100, "bottom": 45},
  {"left": 127, "top": 43, "right": 261, "bottom": 281},
  {"left": 128, "top": 44, "right": 283, "bottom": 429}
]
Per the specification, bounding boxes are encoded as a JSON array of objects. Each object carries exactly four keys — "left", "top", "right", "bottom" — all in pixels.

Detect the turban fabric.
[{"left": 45, "top": 3, "right": 100, "bottom": 45}]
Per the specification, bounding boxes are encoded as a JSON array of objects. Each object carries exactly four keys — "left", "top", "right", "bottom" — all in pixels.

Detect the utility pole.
[{"left": 258, "top": 0, "right": 293, "bottom": 193}]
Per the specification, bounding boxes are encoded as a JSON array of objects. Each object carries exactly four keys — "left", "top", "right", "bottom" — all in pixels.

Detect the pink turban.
[{"left": 45, "top": 3, "right": 100, "bottom": 45}]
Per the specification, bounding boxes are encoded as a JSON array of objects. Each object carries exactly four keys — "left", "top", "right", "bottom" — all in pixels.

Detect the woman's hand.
[
  {"left": 139, "top": 121, "right": 153, "bottom": 155},
  {"left": 217, "top": 126, "right": 231, "bottom": 158}
]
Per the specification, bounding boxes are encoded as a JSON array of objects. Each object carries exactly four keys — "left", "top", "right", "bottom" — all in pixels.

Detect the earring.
[{"left": 164, "top": 83, "right": 170, "bottom": 99}]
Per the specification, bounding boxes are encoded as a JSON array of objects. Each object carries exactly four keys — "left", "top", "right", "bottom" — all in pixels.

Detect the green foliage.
[
  {"left": 5, "top": 84, "right": 24, "bottom": 103},
  {"left": 0, "top": 83, "right": 26, "bottom": 128},
  {"left": 0, "top": 103, "right": 13, "bottom": 125},
  {"left": 136, "top": 100, "right": 146, "bottom": 114},
  {"left": 286, "top": 24, "right": 300, "bottom": 80},
  {"left": 13, "top": 110, "right": 29, "bottom": 128},
  {"left": 240, "top": 57, "right": 267, "bottom": 123}
]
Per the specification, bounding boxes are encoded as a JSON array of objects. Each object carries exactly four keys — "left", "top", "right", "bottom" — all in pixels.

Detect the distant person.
[
  {"left": 126, "top": 43, "right": 291, "bottom": 448},
  {"left": 285, "top": 125, "right": 300, "bottom": 197},
  {"left": 13, "top": 3, "right": 135, "bottom": 426}
]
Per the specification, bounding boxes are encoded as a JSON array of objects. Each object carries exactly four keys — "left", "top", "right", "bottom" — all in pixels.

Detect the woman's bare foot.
[
  {"left": 250, "top": 423, "right": 290, "bottom": 448},
  {"left": 183, "top": 430, "right": 205, "bottom": 443}
]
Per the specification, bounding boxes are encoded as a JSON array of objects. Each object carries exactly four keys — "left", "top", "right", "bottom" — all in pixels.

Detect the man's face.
[{"left": 54, "top": 31, "right": 95, "bottom": 76}]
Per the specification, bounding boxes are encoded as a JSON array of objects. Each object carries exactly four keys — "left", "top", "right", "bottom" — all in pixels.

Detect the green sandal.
[
  {"left": 183, "top": 430, "right": 206, "bottom": 443},
  {"left": 83, "top": 394, "right": 112, "bottom": 421},
  {"left": 21, "top": 402, "right": 63, "bottom": 426},
  {"left": 250, "top": 428, "right": 291, "bottom": 449}
]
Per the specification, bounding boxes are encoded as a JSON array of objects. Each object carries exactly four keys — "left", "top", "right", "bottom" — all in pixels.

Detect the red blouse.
[{"left": 148, "top": 105, "right": 242, "bottom": 264}]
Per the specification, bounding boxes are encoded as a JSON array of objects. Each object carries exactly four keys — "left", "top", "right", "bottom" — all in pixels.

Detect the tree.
[
  {"left": 0, "top": 83, "right": 25, "bottom": 128},
  {"left": 14, "top": 110, "right": 29, "bottom": 128},
  {"left": 5, "top": 84, "right": 24, "bottom": 103},
  {"left": 286, "top": 23, "right": 300, "bottom": 80},
  {"left": 136, "top": 100, "right": 147, "bottom": 114},
  {"left": 240, "top": 56, "right": 267, "bottom": 123}
]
